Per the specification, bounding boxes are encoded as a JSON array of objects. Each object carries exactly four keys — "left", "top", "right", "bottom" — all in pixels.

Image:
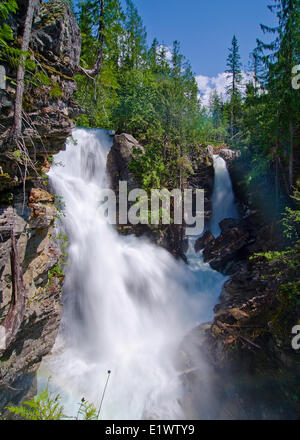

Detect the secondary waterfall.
[
  {"left": 210, "top": 155, "right": 238, "bottom": 236},
  {"left": 38, "top": 129, "right": 238, "bottom": 420}
]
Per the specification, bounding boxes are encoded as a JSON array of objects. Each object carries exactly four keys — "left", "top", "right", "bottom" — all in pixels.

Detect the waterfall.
[
  {"left": 210, "top": 155, "right": 238, "bottom": 237},
  {"left": 38, "top": 129, "right": 237, "bottom": 420}
]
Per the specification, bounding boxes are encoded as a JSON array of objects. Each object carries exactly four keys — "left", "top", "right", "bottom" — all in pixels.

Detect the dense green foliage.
[
  {"left": 0, "top": 0, "right": 24, "bottom": 72},
  {"left": 0, "top": 0, "right": 17, "bottom": 48},
  {"left": 73, "top": 0, "right": 206, "bottom": 188},
  {"left": 206, "top": 1, "right": 300, "bottom": 206},
  {"left": 225, "top": 35, "right": 243, "bottom": 142},
  {"left": 71, "top": 0, "right": 300, "bottom": 338},
  {"left": 6, "top": 388, "right": 66, "bottom": 420},
  {"left": 73, "top": 0, "right": 299, "bottom": 206},
  {"left": 5, "top": 388, "right": 98, "bottom": 420},
  {"left": 251, "top": 187, "right": 300, "bottom": 340},
  {"left": 2, "top": 0, "right": 299, "bottom": 371}
]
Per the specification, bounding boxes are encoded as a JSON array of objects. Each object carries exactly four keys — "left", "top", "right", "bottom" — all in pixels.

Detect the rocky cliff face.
[
  {"left": 0, "top": 0, "right": 81, "bottom": 152},
  {"left": 0, "top": 0, "right": 81, "bottom": 410},
  {"left": 180, "top": 150, "right": 300, "bottom": 420}
]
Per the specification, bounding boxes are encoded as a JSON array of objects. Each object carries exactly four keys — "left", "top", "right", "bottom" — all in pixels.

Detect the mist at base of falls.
[{"left": 38, "top": 129, "right": 237, "bottom": 420}]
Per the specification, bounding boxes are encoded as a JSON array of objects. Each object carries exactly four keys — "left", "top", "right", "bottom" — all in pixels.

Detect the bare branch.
[{"left": 78, "top": 0, "right": 105, "bottom": 78}]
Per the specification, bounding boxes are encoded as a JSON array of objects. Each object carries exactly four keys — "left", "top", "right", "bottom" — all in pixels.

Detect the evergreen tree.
[
  {"left": 123, "top": 0, "right": 147, "bottom": 69},
  {"left": 248, "top": 47, "right": 264, "bottom": 92},
  {"left": 226, "top": 35, "right": 243, "bottom": 143},
  {"left": 257, "top": 0, "right": 300, "bottom": 190},
  {"left": 10, "top": 0, "right": 39, "bottom": 140},
  {"left": 75, "top": 0, "right": 123, "bottom": 127},
  {"left": 208, "top": 89, "right": 223, "bottom": 129}
]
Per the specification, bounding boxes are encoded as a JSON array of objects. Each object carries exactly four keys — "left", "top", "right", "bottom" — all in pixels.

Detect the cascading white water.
[
  {"left": 38, "top": 129, "right": 237, "bottom": 420},
  {"left": 210, "top": 155, "right": 238, "bottom": 237}
]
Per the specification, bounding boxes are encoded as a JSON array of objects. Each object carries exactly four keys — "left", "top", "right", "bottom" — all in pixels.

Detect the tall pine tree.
[
  {"left": 257, "top": 0, "right": 300, "bottom": 190},
  {"left": 226, "top": 35, "right": 243, "bottom": 143}
]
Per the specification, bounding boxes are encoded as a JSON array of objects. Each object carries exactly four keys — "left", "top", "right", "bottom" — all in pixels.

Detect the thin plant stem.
[{"left": 97, "top": 370, "right": 111, "bottom": 420}]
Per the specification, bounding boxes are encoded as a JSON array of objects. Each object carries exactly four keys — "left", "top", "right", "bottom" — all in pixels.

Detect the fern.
[
  {"left": 76, "top": 398, "right": 98, "bottom": 420},
  {"left": 6, "top": 389, "right": 65, "bottom": 420},
  {"left": 6, "top": 389, "right": 99, "bottom": 420}
]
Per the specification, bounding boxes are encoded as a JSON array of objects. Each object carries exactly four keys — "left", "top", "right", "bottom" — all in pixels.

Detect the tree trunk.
[
  {"left": 289, "top": 120, "right": 294, "bottom": 190},
  {"left": 230, "top": 105, "right": 234, "bottom": 142},
  {"left": 275, "top": 155, "right": 279, "bottom": 207},
  {"left": 79, "top": 0, "right": 105, "bottom": 78},
  {"left": 10, "top": 0, "right": 39, "bottom": 140},
  {"left": 278, "top": 157, "right": 291, "bottom": 196}
]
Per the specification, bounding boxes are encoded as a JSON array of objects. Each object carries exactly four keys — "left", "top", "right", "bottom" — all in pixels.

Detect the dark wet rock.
[
  {"left": 156, "top": 224, "right": 186, "bottom": 260},
  {"left": 194, "top": 230, "right": 215, "bottom": 253},
  {"left": 181, "top": 174, "right": 300, "bottom": 419},
  {"left": 200, "top": 213, "right": 269, "bottom": 275},
  {"left": 113, "top": 142, "right": 214, "bottom": 259},
  {"left": 180, "top": 297, "right": 300, "bottom": 420},
  {"left": 215, "top": 265, "right": 267, "bottom": 313},
  {"left": 180, "top": 139, "right": 300, "bottom": 419},
  {"left": 219, "top": 218, "right": 240, "bottom": 234},
  {"left": 203, "top": 224, "right": 251, "bottom": 274},
  {"left": 182, "top": 238, "right": 190, "bottom": 254}
]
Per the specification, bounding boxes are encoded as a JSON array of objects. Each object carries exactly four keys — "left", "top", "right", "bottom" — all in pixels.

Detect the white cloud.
[
  {"left": 157, "top": 44, "right": 172, "bottom": 62},
  {"left": 196, "top": 71, "right": 254, "bottom": 108}
]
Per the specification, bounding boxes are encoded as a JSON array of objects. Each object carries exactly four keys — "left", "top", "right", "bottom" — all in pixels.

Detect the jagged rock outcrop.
[
  {"left": 106, "top": 133, "right": 185, "bottom": 257},
  {"left": 194, "top": 211, "right": 276, "bottom": 275},
  {"left": 31, "top": 1, "right": 81, "bottom": 72},
  {"left": 106, "top": 133, "right": 145, "bottom": 193},
  {"left": 183, "top": 149, "right": 300, "bottom": 420},
  {"left": 179, "top": 308, "right": 300, "bottom": 419},
  {"left": 0, "top": 0, "right": 81, "bottom": 152},
  {"left": 106, "top": 135, "right": 214, "bottom": 258},
  {"left": 194, "top": 230, "right": 214, "bottom": 253},
  {"left": 218, "top": 148, "right": 240, "bottom": 163},
  {"left": 202, "top": 220, "right": 251, "bottom": 274},
  {"left": 187, "top": 145, "right": 214, "bottom": 222},
  {"left": 0, "top": 191, "right": 63, "bottom": 410},
  {"left": 0, "top": 0, "right": 81, "bottom": 410}
]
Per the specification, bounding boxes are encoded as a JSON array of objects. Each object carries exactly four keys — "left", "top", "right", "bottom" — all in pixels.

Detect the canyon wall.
[{"left": 0, "top": 0, "right": 81, "bottom": 410}]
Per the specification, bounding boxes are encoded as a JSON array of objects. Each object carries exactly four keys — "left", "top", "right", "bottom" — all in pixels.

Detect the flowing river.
[{"left": 38, "top": 128, "right": 238, "bottom": 420}]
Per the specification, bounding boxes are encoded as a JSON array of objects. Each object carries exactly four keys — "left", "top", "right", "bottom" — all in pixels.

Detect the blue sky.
[{"left": 122, "top": 0, "right": 277, "bottom": 78}]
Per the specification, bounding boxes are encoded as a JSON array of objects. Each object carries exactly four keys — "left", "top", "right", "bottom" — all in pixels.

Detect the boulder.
[
  {"left": 106, "top": 133, "right": 145, "bottom": 192},
  {"left": 203, "top": 223, "right": 250, "bottom": 274},
  {"left": 31, "top": 0, "right": 81, "bottom": 73},
  {"left": 194, "top": 230, "right": 215, "bottom": 253},
  {"left": 219, "top": 148, "right": 240, "bottom": 162},
  {"left": 219, "top": 218, "right": 240, "bottom": 234}
]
